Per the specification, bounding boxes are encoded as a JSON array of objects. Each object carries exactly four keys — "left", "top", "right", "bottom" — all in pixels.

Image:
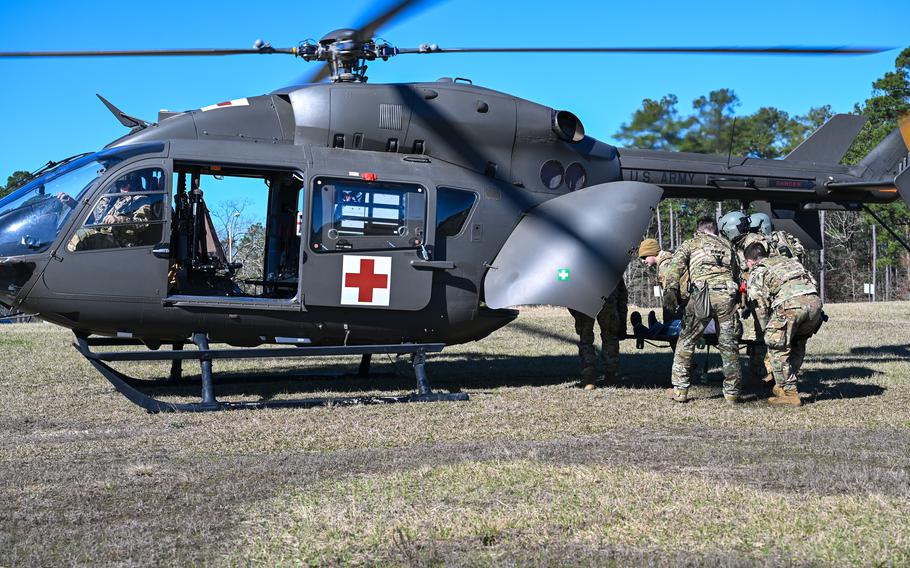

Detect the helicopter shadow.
[
  {"left": 127, "top": 350, "right": 681, "bottom": 401},
  {"left": 128, "top": 353, "right": 887, "bottom": 403},
  {"left": 124, "top": 325, "right": 887, "bottom": 403}
]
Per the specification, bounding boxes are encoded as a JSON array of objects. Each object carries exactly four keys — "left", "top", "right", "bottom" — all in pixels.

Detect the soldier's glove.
[{"left": 662, "top": 288, "right": 680, "bottom": 313}]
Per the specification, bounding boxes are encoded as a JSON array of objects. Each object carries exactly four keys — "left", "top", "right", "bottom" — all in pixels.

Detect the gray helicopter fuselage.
[
  {"left": 1, "top": 80, "right": 625, "bottom": 347},
  {"left": 4, "top": 79, "right": 904, "bottom": 348}
]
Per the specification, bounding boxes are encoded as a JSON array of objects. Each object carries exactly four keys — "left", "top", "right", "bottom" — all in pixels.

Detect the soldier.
[
  {"left": 638, "top": 237, "right": 701, "bottom": 381},
  {"left": 744, "top": 242, "right": 823, "bottom": 407},
  {"left": 664, "top": 216, "right": 742, "bottom": 404},
  {"left": 638, "top": 238, "right": 687, "bottom": 307},
  {"left": 568, "top": 279, "right": 628, "bottom": 390},
  {"left": 750, "top": 212, "right": 806, "bottom": 262},
  {"left": 720, "top": 211, "right": 772, "bottom": 383},
  {"left": 68, "top": 172, "right": 163, "bottom": 251},
  {"left": 89, "top": 173, "right": 161, "bottom": 225}
]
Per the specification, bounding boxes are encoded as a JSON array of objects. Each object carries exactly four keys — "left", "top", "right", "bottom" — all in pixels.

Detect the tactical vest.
[
  {"left": 734, "top": 232, "right": 769, "bottom": 280},
  {"left": 687, "top": 233, "right": 734, "bottom": 286},
  {"left": 769, "top": 230, "right": 805, "bottom": 261},
  {"left": 761, "top": 255, "right": 817, "bottom": 306},
  {"left": 657, "top": 250, "right": 689, "bottom": 299}
]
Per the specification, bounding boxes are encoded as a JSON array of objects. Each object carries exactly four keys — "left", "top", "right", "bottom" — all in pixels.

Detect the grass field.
[{"left": 1, "top": 302, "right": 909, "bottom": 566}]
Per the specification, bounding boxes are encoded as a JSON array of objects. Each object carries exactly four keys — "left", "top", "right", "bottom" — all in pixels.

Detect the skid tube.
[{"left": 73, "top": 333, "right": 468, "bottom": 413}]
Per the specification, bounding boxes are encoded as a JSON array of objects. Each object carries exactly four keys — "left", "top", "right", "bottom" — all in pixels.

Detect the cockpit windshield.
[{"left": 0, "top": 143, "right": 165, "bottom": 257}]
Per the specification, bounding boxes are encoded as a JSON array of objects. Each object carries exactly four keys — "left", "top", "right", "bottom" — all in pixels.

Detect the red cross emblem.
[{"left": 341, "top": 256, "right": 392, "bottom": 306}]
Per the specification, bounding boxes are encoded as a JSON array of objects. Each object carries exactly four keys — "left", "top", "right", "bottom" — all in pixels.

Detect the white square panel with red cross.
[{"left": 340, "top": 255, "right": 392, "bottom": 306}]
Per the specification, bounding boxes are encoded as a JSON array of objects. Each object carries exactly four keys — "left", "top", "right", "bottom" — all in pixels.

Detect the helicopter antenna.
[
  {"left": 96, "top": 94, "right": 150, "bottom": 129},
  {"left": 726, "top": 117, "right": 737, "bottom": 170}
]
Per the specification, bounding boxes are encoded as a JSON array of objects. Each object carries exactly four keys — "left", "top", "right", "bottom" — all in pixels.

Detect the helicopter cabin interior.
[{"left": 168, "top": 164, "right": 303, "bottom": 301}]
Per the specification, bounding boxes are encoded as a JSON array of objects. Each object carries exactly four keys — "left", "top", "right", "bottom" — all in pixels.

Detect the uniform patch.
[{"left": 341, "top": 256, "right": 392, "bottom": 306}]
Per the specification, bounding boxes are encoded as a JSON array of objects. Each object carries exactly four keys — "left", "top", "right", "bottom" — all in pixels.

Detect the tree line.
[{"left": 622, "top": 47, "right": 910, "bottom": 308}]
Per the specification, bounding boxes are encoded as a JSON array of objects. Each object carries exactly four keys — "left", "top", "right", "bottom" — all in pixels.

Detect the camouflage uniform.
[
  {"left": 656, "top": 250, "right": 688, "bottom": 298},
  {"left": 733, "top": 232, "right": 773, "bottom": 382},
  {"left": 747, "top": 255, "right": 822, "bottom": 392},
  {"left": 665, "top": 232, "right": 742, "bottom": 397},
  {"left": 569, "top": 279, "right": 628, "bottom": 383},
  {"left": 652, "top": 249, "right": 700, "bottom": 380},
  {"left": 68, "top": 194, "right": 163, "bottom": 251},
  {"left": 656, "top": 249, "right": 689, "bottom": 316},
  {"left": 768, "top": 230, "right": 805, "bottom": 263}
]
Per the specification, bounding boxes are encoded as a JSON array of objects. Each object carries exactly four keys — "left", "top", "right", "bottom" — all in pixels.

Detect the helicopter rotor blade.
[
  {"left": 353, "top": 0, "right": 441, "bottom": 42},
  {"left": 0, "top": 47, "right": 297, "bottom": 58},
  {"left": 397, "top": 45, "right": 890, "bottom": 56}
]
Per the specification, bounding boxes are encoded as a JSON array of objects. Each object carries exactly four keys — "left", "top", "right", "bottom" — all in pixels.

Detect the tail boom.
[{"left": 619, "top": 117, "right": 910, "bottom": 209}]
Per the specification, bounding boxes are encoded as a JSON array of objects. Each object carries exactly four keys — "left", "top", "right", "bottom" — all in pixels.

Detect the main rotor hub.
[{"left": 297, "top": 28, "right": 399, "bottom": 83}]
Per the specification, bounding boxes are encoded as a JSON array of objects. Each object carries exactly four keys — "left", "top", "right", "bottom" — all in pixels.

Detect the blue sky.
[{"left": 1, "top": 0, "right": 907, "bottom": 184}]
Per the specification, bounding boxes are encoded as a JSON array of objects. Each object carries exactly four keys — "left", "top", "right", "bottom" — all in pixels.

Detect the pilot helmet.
[
  {"left": 115, "top": 172, "right": 143, "bottom": 191},
  {"left": 718, "top": 211, "right": 749, "bottom": 240},
  {"left": 749, "top": 212, "right": 774, "bottom": 235}
]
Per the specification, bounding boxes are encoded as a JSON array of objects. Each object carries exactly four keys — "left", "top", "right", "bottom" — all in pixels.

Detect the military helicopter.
[{"left": 1, "top": 0, "right": 908, "bottom": 412}]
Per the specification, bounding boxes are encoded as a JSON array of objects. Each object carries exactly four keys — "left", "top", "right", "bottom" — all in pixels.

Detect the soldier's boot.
[
  {"left": 723, "top": 394, "right": 741, "bottom": 405},
  {"left": 665, "top": 388, "right": 689, "bottom": 403},
  {"left": 580, "top": 366, "right": 598, "bottom": 390},
  {"left": 647, "top": 310, "right": 658, "bottom": 329},
  {"left": 630, "top": 311, "right": 650, "bottom": 337},
  {"left": 768, "top": 386, "right": 802, "bottom": 407}
]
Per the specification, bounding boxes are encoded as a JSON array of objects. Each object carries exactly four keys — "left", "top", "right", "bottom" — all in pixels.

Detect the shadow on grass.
[
  {"left": 115, "top": 351, "right": 677, "bottom": 402},
  {"left": 800, "top": 366, "right": 886, "bottom": 403},
  {"left": 849, "top": 344, "right": 910, "bottom": 359},
  {"left": 104, "top": 344, "right": 885, "bottom": 406}
]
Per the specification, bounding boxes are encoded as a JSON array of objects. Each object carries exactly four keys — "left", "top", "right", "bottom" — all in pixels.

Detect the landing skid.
[{"left": 73, "top": 333, "right": 468, "bottom": 413}]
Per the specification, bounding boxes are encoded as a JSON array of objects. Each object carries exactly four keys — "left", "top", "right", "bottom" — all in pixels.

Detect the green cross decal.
[{"left": 556, "top": 268, "right": 570, "bottom": 281}]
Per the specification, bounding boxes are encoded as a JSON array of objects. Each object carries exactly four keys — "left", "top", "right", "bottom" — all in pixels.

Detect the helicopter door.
[
  {"left": 41, "top": 162, "right": 171, "bottom": 300},
  {"left": 484, "top": 181, "right": 663, "bottom": 317},
  {"left": 300, "top": 176, "right": 433, "bottom": 310}
]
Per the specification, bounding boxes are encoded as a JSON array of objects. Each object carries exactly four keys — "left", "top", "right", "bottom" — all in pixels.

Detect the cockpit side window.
[{"left": 67, "top": 167, "right": 166, "bottom": 252}]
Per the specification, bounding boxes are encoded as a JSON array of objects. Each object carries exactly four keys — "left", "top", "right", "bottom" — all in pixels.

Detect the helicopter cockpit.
[{"left": 0, "top": 151, "right": 138, "bottom": 257}]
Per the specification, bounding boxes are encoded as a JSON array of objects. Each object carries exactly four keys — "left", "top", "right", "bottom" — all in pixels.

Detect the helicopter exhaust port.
[{"left": 552, "top": 110, "right": 585, "bottom": 143}]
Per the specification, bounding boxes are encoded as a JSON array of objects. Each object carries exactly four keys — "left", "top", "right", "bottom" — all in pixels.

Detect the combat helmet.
[
  {"left": 718, "top": 211, "right": 749, "bottom": 240},
  {"left": 749, "top": 212, "right": 774, "bottom": 236}
]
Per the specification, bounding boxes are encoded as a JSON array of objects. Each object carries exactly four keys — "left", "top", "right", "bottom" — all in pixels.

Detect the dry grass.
[{"left": 0, "top": 302, "right": 908, "bottom": 566}]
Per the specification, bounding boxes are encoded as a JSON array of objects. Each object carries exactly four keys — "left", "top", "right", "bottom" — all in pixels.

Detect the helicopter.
[{"left": 1, "top": 0, "right": 908, "bottom": 412}]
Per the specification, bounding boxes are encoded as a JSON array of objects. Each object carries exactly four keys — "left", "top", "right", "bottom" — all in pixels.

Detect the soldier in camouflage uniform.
[
  {"left": 638, "top": 238, "right": 701, "bottom": 382},
  {"left": 719, "top": 211, "right": 773, "bottom": 384},
  {"left": 67, "top": 172, "right": 163, "bottom": 251},
  {"left": 664, "top": 216, "right": 742, "bottom": 403},
  {"left": 638, "top": 238, "right": 690, "bottom": 308},
  {"left": 750, "top": 212, "right": 806, "bottom": 262},
  {"left": 736, "top": 232, "right": 774, "bottom": 383},
  {"left": 639, "top": 238, "right": 687, "bottom": 312},
  {"left": 569, "top": 278, "right": 628, "bottom": 390},
  {"left": 769, "top": 230, "right": 805, "bottom": 263},
  {"left": 744, "top": 242, "right": 823, "bottom": 407}
]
